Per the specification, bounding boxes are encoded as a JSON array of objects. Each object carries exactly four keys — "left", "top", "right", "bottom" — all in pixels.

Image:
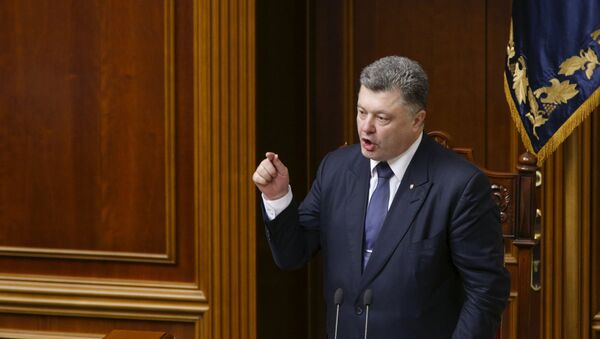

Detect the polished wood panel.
[
  {"left": 0, "top": 0, "right": 195, "bottom": 283},
  {"left": 0, "top": 0, "right": 171, "bottom": 259},
  {"left": 485, "top": 0, "right": 516, "bottom": 171},
  {"left": 0, "top": 0, "right": 256, "bottom": 337}
]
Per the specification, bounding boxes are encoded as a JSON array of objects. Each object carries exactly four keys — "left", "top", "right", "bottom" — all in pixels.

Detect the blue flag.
[{"left": 505, "top": 0, "right": 600, "bottom": 163}]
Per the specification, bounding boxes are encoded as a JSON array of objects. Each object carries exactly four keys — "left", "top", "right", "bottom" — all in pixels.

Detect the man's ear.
[{"left": 413, "top": 110, "right": 426, "bottom": 128}]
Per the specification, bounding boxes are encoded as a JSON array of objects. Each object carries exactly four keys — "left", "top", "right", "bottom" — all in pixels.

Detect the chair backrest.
[{"left": 428, "top": 130, "right": 540, "bottom": 339}]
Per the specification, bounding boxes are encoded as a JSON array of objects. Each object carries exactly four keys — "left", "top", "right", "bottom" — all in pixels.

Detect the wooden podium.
[{"left": 104, "top": 330, "right": 174, "bottom": 339}]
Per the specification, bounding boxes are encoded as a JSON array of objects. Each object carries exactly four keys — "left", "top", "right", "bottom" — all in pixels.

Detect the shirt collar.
[{"left": 369, "top": 132, "right": 423, "bottom": 179}]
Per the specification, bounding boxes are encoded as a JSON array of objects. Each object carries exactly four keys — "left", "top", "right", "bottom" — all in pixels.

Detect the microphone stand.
[
  {"left": 333, "top": 288, "right": 343, "bottom": 339},
  {"left": 363, "top": 289, "right": 373, "bottom": 339}
]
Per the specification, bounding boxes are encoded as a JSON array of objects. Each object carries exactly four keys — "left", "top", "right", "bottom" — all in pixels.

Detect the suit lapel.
[
  {"left": 344, "top": 156, "right": 370, "bottom": 286},
  {"left": 359, "top": 136, "right": 433, "bottom": 290}
]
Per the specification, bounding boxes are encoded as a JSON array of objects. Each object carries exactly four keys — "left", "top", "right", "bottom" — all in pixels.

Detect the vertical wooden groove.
[
  {"left": 196, "top": 0, "right": 255, "bottom": 337},
  {"left": 543, "top": 120, "right": 593, "bottom": 339},
  {"left": 563, "top": 132, "right": 581, "bottom": 339},
  {"left": 164, "top": 0, "right": 176, "bottom": 262},
  {"left": 542, "top": 153, "right": 555, "bottom": 339},
  {"left": 562, "top": 122, "right": 591, "bottom": 339},
  {"left": 194, "top": 1, "right": 212, "bottom": 339},
  {"left": 247, "top": 0, "right": 257, "bottom": 336},
  {"left": 542, "top": 145, "right": 565, "bottom": 339},
  {"left": 592, "top": 112, "right": 600, "bottom": 339},
  {"left": 581, "top": 120, "right": 592, "bottom": 339},
  {"left": 228, "top": 0, "right": 239, "bottom": 337},
  {"left": 554, "top": 147, "right": 564, "bottom": 339},
  {"left": 219, "top": 0, "right": 229, "bottom": 338},
  {"left": 211, "top": 0, "right": 221, "bottom": 336},
  {"left": 342, "top": 0, "right": 355, "bottom": 144}
]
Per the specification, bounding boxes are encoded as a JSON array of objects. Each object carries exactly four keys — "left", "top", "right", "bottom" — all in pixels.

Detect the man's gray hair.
[{"left": 360, "top": 56, "right": 429, "bottom": 112}]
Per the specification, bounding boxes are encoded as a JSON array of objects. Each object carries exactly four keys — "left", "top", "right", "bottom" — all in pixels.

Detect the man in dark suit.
[{"left": 253, "top": 56, "right": 510, "bottom": 338}]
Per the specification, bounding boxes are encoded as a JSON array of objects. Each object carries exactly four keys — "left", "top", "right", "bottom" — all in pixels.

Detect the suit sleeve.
[
  {"left": 450, "top": 171, "right": 511, "bottom": 339},
  {"left": 261, "top": 153, "right": 329, "bottom": 270}
]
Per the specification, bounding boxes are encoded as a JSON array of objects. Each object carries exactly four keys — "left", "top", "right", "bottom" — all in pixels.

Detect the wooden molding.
[
  {"left": 0, "top": 246, "right": 174, "bottom": 263},
  {"left": 0, "top": 329, "right": 104, "bottom": 339},
  {"left": 0, "top": 275, "right": 206, "bottom": 321}
]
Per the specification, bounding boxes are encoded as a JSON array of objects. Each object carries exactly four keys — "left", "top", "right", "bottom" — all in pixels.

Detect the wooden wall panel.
[
  {"left": 0, "top": 0, "right": 194, "bottom": 282},
  {"left": 486, "top": 0, "right": 517, "bottom": 172},
  {"left": 0, "top": 0, "right": 256, "bottom": 337},
  {"left": 0, "top": 0, "right": 170, "bottom": 259}
]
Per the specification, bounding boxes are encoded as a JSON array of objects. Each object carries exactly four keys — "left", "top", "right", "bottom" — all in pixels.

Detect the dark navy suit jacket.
[{"left": 263, "top": 134, "right": 510, "bottom": 338}]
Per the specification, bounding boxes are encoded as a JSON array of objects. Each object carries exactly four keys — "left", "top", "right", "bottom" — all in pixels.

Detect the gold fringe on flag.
[{"left": 504, "top": 74, "right": 600, "bottom": 166}]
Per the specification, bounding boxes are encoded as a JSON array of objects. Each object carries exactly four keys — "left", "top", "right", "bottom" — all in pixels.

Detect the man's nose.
[{"left": 361, "top": 116, "right": 376, "bottom": 133}]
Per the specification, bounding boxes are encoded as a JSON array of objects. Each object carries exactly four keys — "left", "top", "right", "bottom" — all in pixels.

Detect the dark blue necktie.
[{"left": 363, "top": 162, "right": 394, "bottom": 269}]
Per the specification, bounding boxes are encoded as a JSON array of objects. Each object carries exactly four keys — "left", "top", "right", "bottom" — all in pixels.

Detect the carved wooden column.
[{"left": 195, "top": 0, "right": 256, "bottom": 337}]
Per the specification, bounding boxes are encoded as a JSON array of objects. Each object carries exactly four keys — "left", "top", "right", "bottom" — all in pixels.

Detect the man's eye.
[{"left": 377, "top": 116, "right": 389, "bottom": 122}]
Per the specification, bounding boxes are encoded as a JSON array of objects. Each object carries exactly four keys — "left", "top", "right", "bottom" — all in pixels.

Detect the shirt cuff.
[{"left": 262, "top": 186, "right": 293, "bottom": 220}]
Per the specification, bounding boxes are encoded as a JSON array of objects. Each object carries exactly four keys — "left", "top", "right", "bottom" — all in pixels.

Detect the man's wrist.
[{"left": 262, "top": 186, "right": 293, "bottom": 220}]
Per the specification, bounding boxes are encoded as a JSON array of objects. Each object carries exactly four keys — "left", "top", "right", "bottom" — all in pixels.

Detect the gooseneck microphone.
[
  {"left": 333, "top": 288, "right": 344, "bottom": 339},
  {"left": 363, "top": 289, "right": 373, "bottom": 339}
]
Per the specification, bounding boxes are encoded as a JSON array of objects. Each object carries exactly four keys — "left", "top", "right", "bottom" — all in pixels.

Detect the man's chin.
[{"left": 360, "top": 148, "right": 382, "bottom": 160}]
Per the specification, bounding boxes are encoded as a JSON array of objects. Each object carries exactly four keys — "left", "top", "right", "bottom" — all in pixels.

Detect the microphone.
[
  {"left": 333, "top": 288, "right": 343, "bottom": 339},
  {"left": 363, "top": 289, "right": 373, "bottom": 339}
]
